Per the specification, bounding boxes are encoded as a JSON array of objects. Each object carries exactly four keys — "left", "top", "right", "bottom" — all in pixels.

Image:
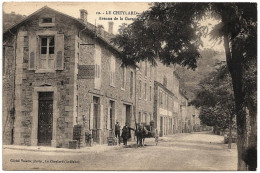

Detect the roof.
[
  {"left": 3, "top": 6, "right": 120, "bottom": 54},
  {"left": 154, "top": 81, "right": 178, "bottom": 100}
]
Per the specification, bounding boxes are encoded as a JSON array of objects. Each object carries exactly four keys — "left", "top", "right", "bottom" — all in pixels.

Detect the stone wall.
[
  {"left": 77, "top": 31, "right": 136, "bottom": 145},
  {"left": 3, "top": 9, "right": 79, "bottom": 147},
  {"left": 136, "top": 61, "right": 154, "bottom": 126},
  {"left": 3, "top": 36, "right": 16, "bottom": 145}
]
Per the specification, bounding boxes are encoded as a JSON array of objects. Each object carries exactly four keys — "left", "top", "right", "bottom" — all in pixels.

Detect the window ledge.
[
  {"left": 35, "top": 69, "right": 55, "bottom": 73},
  {"left": 110, "top": 84, "right": 115, "bottom": 88},
  {"left": 39, "top": 23, "right": 55, "bottom": 27}
]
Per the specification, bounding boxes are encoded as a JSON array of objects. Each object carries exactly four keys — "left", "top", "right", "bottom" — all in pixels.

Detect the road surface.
[{"left": 3, "top": 131, "right": 237, "bottom": 171}]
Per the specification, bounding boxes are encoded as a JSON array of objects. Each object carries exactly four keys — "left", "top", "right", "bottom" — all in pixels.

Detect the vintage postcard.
[{"left": 2, "top": 2, "right": 257, "bottom": 171}]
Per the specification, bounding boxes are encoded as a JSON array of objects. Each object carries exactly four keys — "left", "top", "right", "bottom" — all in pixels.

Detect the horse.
[{"left": 135, "top": 122, "right": 159, "bottom": 146}]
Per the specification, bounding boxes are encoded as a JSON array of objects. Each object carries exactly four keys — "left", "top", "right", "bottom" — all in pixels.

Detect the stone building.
[
  {"left": 179, "top": 90, "right": 189, "bottom": 133},
  {"left": 135, "top": 61, "right": 154, "bottom": 126},
  {"left": 3, "top": 6, "right": 200, "bottom": 148},
  {"left": 3, "top": 6, "right": 136, "bottom": 147},
  {"left": 153, "top": 62, "right": 181, "bottom": 136},
  {"left": 187, "top": 106, "right": 201, "bottom": 132}
]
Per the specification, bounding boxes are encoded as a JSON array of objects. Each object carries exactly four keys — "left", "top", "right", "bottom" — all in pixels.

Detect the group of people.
[{"left": 115, "top": 121, "right": 135, "bottom": 146}]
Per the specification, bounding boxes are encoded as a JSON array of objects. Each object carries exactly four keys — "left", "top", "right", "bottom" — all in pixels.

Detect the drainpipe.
[{"left": 78, "top": 26, "right": 87, "bottom": 38}]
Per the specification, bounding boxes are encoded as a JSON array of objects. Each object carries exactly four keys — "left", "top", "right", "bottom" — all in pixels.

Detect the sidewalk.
[{"left": 3, "top": 141, "right": 137, "bottom": 153}]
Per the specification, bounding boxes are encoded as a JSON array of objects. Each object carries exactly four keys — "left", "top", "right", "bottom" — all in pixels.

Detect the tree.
[
  {"left": 190, "top": 62, "right": 236, "bottom": 148},
  {"left": 112, "top": 3, "right": 257, "bottom": 170},
  {"left": 3, "top": 12, "right": 26, "bottom": 31}
]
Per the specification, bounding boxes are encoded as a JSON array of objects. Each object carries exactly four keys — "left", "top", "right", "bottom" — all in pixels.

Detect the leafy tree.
[
  {"left": 190, "top": 62, "right": 236, "bottom": 140},
  {"left": 3, "top": 12, "right": 26, "bottom": 31},
  {"left": 113, "top": 3, "right": 257, "bottom": 170}
]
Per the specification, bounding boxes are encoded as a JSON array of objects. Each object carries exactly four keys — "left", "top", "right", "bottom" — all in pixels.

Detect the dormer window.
[
  {"left": 39, "top": 16, "right": 55, "bottom": 27},
  {"left": 42, "top": 17, "right": 53, "bottom": 23}
]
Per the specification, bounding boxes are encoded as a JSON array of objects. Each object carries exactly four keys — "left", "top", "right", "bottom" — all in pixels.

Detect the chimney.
[
  {"left": 97, "top": 25, "right": 104, "bottom": 36},
  {"left": 80, "top": 9, "right": 88, "bottom": 23},
  {"left": 108, "top": 22, "right": 114, "bottom": 34}
]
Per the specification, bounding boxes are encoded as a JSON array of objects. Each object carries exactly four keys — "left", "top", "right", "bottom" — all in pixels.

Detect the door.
[
  {"left": 126, "top": 105, "right": 131, "bottom": 126},
  {"left": 38, "top": 92, "right": 53, "bottom": 146},
  {"left": 160, "top": 116, "right": 163, "bottom": 137},
  {"left": 92, "top": 97, "right": 100, "bottom": 143},
  {"left": 109, "top": 100, "right": 114, "bottom": 137}
]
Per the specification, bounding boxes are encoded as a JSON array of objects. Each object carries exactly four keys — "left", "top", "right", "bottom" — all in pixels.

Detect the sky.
[{"left": 3, "top": 2, "right": 224, "bottom": 52}]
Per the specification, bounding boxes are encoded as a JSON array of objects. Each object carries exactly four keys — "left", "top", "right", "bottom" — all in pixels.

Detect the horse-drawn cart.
[{"left": 135, "top": 120, "right": 159, "bottom": 146}]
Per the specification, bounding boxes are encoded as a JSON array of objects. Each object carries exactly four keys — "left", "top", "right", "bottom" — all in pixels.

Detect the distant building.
[{"left": 153, "top": 62, "right": 180, "bottom": 136}]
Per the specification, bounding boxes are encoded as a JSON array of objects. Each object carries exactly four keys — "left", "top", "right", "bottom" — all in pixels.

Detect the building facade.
[
  {"left": 135, "top": 61, "right": 154, "bottom": 126},
  {"left": 3, "top": 7, "right": 136, "bottom": 147},
  {"left": 3, "top": 6, "right": 200, "bottom": 148},
  {"left": 153, "top": 62, "right": 181, "bottom": 136}
]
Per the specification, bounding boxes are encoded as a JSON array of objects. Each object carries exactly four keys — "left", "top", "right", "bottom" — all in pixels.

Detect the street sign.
[{"left": 78, "top": 65, "right": 95, "bottom": 79}]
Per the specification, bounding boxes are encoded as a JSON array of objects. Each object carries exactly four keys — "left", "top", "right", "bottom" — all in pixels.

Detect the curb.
[{"left": 3, "top": 143, "right": 135, "bottom": 153}]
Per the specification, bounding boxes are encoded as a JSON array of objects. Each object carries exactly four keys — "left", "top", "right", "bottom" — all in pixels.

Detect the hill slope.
[{"left": 176, "top": 49, "right": 226, "bottom": 101}]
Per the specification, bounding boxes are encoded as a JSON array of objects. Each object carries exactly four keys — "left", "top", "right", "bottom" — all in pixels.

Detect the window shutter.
[
  {"left": 55, "top": 34, "right": 64, "bottom": 70},
  {"left": 89, "top": 103, "right": 94, "bottom": 129},
  {"left": 29, "top": 35, "right": 37, "bottom": 70}
]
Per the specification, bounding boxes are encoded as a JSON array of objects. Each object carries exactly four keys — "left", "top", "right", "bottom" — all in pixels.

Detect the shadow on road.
[{"left": 167, "top": 140, "right": 224, "bottom": 145}]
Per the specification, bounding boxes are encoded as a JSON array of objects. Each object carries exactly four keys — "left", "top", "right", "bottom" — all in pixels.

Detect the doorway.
[
  {"left": 38, "top": 92, "right": 53, "bottom": 146},
  {"left": 125, "top": 105, "right": 131, "bottom": 126},
  {"left": 92, "top": 96, "right": 100, "bottom": 143}
]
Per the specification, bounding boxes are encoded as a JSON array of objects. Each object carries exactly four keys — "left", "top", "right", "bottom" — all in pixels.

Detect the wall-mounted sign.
[{"left": 78, "top": 65, "right": 95, "bottom": 79}]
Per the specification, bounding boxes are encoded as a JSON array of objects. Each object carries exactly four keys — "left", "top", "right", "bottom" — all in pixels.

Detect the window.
[
  {"left": 163, "top": 76, "right": 167, "bottom": 87},
  {"left": 39, "top": 36, "right": 55, "bottom": 69},
  {"left": 138, "top": 112, "right": 142, "bottom": 123},
  {"left": 159, "top": 91, "right": 162, "bottom": 107},
  {"left": 144, "top": 83, "right": 147, "bottom": 100},
  {"left": 95, "top": 64, "right": 100, "bottom": 78},
  {"left": 110, "top": 56, "right": 115, "bottom": 86},
  {"left": 24, "top": 36, "right": 28, "bottom": 47},
  {"left": 121, "top": 66, "right": 126, "bottom": 89},
  {"left": 165, "top": 93, "right": 167, "bottom": 109},
  {"left": 150, "top": 86, "right": 152, "bottom": 101},
  {"left": 94, "top": 45, "right": 101, "bottom": 89},
  {"left": 166, "top": 95, "right": 168, "bottom": 109},
  {"left": 39, "top": 17, "right": 55, "bottom": 27},
  {"left": 130, "top": 71, "right": 134, "bottom": 98},
  {"left": 109, "top": 101, "right": 114, "bottom": 130},
  {"left": 42, "top": 17, "right": 52, "bottom": 23},
  {"left": 93, "top": 96, "right": 100, "bottom": 130},
  {"left": 145, "top": 113, "right": 148, "bottom": 124},
  {"left": 139, "top": 80, "right": 142, "bottom": 98}
]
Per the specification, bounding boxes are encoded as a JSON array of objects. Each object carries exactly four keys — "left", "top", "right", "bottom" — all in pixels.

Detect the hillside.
[
  {"left": 176, "top": 49, "right": 226, "bottom": 101},
  {"left": 3, "top": 12, "right": 26, "bottom": 31}
]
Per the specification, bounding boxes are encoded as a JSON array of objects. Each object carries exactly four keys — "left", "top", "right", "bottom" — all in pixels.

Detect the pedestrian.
[
  {"left": 115, "top": 121, "right": 121, "bottom": 145},
  {"left": 121, "top": 122, "right": 135, "bottom": 146}
]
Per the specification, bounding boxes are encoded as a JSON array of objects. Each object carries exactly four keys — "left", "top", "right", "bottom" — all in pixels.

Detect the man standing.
[
  {"left": 121, "top": 122, "right": 135, "bottom": 146},
  {"left": 115, "top": 121, "right": 121, "bottom": 145}
]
